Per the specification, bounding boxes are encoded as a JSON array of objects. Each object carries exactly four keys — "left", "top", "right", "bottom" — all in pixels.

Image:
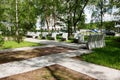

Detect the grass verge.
[
  {"left": 80, "top": 37, "right": 120, "bottom": 70},
  {"left": 0, "top": 41, "right": 42, "bottom": 50}
]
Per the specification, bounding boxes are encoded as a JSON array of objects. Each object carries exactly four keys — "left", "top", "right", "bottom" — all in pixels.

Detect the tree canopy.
[{"left": 0, "top": 0, "right": 119, "bottom": 42}]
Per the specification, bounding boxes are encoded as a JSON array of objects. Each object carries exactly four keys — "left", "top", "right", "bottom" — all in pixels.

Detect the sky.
[{"left": 85, "top": 5, "right": 120, "bottom": 23}]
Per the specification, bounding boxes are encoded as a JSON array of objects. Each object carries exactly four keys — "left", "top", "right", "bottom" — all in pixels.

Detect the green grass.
[
  {"left": 65, "top": 40, "right": 74, "bottom": 43},
  {"left": 0, "top": 41, "right": 42, "bottom": 50},
  {"left": 80, "top": 37, "right": 120, "bottom": 70}
]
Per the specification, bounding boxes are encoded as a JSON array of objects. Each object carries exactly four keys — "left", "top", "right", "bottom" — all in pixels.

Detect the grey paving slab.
[
  {"left": 24, "top": 38, "right": 86, "bottom": 49},
  {"left": 0, "top": 49, "right": 90, "bottom": 78},
  {"left": 0, "top": 56, "right": 55, "bottom": 78},
  {"left": 57, "top": 58, "right": 120, "bottom": 80},
  {"left": 0, "top": 45, "right": 56, "bottom": 53}
]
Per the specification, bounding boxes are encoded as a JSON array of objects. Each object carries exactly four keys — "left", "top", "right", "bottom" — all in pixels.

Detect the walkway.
[
  {"left": 24, "top": 38, "right": 86, "bottom": 49},
  {"left": 0, "top": 49, "right": 91, "bottom": 78},
  {"left": 0, "top": 38, "right": 120, "bottom": 80},
  {"left": 57, "top": 58, "right": 120, "bottom": 80}
]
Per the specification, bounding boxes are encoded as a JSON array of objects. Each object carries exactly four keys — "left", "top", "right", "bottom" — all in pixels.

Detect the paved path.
[
  {"left": 57, "top": 58, "right": 120, "bottom": 80},
  {"left": 24, "top": 38, "right": 86, "bottom": 49},
  {"left": 0, "top": 38, "right": 120, "bottom": 80},
  {"left": 0, "top": 52, "right": 120, "bottom": 80},
  {"left": 0, "top": 45, "right": 56, "bottom": 53},
  {"left": 0, "top": 49, "right": 91, "bottom": 78}
]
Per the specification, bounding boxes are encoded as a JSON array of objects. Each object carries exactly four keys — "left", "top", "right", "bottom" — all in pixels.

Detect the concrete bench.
[
  {"left": 74, "top": 32, "right": 80, "bottom": 39},
  {"left": 78, "top": 34, "right": 85, "bottom": 43},
  {"left": 26, "top": 32, "right": 40, "bottom": 38},
  {"left": 51, "top": 32, "right": 58, "bottom": 40},
  {"left": 73, "top": 33, "right": 85, "bottom": 43},
  {"left": 41, "top": 32, "right": 49, "bottom": 39},
  {"left": 62, "top": 33, "right": 68, "bottom": 41},
  {"left": 86, "top": 34, "right": 105, "bottom": 49}
]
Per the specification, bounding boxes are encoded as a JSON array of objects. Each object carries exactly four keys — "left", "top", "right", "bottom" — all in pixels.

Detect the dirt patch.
[
  {"left": 0, "top": 47, "right": 75, "bottom": 64},
  {"left": 0, "top": 64, "right": 96, "bottom": 80}
]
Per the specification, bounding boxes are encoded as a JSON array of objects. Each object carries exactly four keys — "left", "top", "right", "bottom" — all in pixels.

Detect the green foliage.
[
  {"left": 84, "top": 21, "right": 115, "bottom": 30},
  {"left": 0, "top": 35, "right": 4, "bottom": 47},
  {"left": 77, "top": 15, "right": 86, "bottom": 30},
  {"left": 65, "top": 40, "right": 74, "bottom": 43},
  {"left": 104, "top": 21, "right": 115, "bottom": 30},
  {"left": 89, "top": 0, "right": 113, "bottom": 29},
  {"left": 0, "top": 0, "right": 37, "bottom": 43},
  {"left": 18, "top": 0, "right": 37, "bottom": 32},
  {"left": 0, "top": 0, "right": 118, "bottom": 43},
  {"left": 110, "top": 0, "right": 120, "bottom": 15},
  {"left": 55, "top": 0, "right": 89, "bottom": 36},
  {"left": 113, "top": 37, "right": 120, "bottom": 42}
]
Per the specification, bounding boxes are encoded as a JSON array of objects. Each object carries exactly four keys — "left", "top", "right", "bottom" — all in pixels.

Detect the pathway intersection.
[{"left": 0, "top": 38, "right": 119, "bottom": 80}]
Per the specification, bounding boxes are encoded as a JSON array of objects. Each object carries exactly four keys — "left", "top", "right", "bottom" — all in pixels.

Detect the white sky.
[
  {"left": 84, "top": 7, "right": 113, "bottom": 23},
  {"left": 84, "top": 5, "right": 119, "bottom": 23}
]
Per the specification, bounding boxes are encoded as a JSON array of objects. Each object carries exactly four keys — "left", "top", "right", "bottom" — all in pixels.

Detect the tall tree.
[
  {"left": 56, "top": 0, "right": 89, "bottom": 37},
  {"left": 35, "top": 0, "right": 53, "bottom": 32},
  {"left": 0, "top": 0, "right": 38, "bottom": 43},
  {"left": 0, "top": 0, "right": 5, "bottom": 29},
  {"left": 110, "top": 0, "right": 120, "bottom": 22},
  {"left": 89, "top": 0, "right": 113, "bottom": 29}
]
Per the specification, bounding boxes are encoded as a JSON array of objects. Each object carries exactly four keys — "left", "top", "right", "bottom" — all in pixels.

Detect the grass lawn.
[
  {"left": 80, "top": 37, "right": 120, "bottom": 70},
  {"left": 0, "top": 41, "right": 42, "bottom": 50}
]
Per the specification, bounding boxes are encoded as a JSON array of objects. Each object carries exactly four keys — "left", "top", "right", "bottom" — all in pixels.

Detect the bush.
[
  {"left": 113, "top": 37, "right": 120, "bottom": 42},
  {"left": 104, "top": 21, "right": 115, "bottom": 30}
]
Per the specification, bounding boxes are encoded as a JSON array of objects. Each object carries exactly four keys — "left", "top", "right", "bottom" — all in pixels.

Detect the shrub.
[{"left": 113, "top": 37, "right": 120, "bottom": 42}]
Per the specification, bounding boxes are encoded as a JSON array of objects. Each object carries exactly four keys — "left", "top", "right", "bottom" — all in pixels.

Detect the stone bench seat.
[
  {"left": 26, "top": 32, "right": 41, "bottom": 38},
  {"left": 41, "top": 32, "right": 49, "bottom": 39},
  {"left": 50, "top": 32, "right": 59, "bottom": 40},
  {"left": 61, "top": 33, "right": 68, "bottom": 41},
  {"left": 86, "top": 34, "right": 105, "bottom": 49}
]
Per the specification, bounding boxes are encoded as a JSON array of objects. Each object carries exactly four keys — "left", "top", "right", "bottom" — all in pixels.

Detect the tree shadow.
[
  {"left": 45, "top": 66, "right": 61, "bottom": 80},
  {"left": 0, "top": 46, "right": 73, "bottom": 64}
]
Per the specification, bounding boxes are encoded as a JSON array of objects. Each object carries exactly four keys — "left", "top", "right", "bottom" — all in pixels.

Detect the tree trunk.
[
  {"left": 74, "top": 0, "right": 89, "bottom": 32},
  {"left": 73, "top": 0, "right": 78, "bottom": 32},
  {"left": 100, "top": 1, "right": 103, "bottom": 30},
  {"left": 53, "top": 13, "right": 56, "bottom": 31},
  {"left": 15, "top": 0, "right": 20, "bottom": 43},
  {"left": 46, "top": 16, "right": 50, "bottom": 32}
]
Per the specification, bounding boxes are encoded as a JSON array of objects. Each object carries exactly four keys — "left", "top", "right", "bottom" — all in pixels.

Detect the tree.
[
  {"left": 18, "top": 0, "right": 37, "bottom": 31},
  {"left": 34, "top": 0, "right": 54, "bottom": 32},
  {"left": 55, "top": 0, "right": 89, "bottom": 37},
  {"left": 110, "top": 0, "right": 120, "bottom": 15},
  {"left": 89, "top": 0, "right": 113, "bottom": 29},
  {"left": 110, "top": 0, "right": 120, "bottom": 23},
  {"left": 0, "top": 0, "right": 38, "bottom": 43}
]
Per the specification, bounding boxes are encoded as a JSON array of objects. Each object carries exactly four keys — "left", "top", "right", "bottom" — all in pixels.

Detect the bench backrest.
[
  {"left": 51, "top": 32, "right": 58, "bottom": 40},
  {"left": 74, "top": 33, "right": 80, "bottom": 39},
  {"left": 26, "top": 32, "right": 40, "bottom": 38},
  {"left": 42, "top": 32, "right": 48, "bottom": 38},
  {"left": 62, "top": 33, "right": 68, "bottom": 40},
  {"left": 78, "top": 34, "right": 85, "bottom": 43},
  {"left": 87, "top": 34, "right": 105, "bottom": 49}
]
